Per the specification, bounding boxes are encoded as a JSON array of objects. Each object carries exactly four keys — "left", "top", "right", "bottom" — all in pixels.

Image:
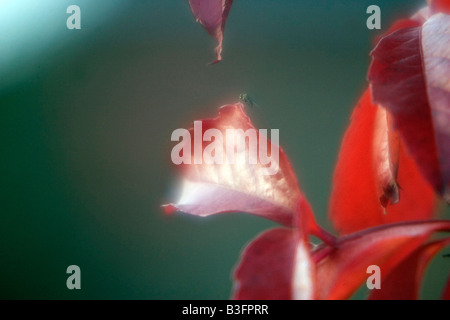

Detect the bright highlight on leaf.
[{"left": 164, "top": 103, "right": 316, "bottom": 228}]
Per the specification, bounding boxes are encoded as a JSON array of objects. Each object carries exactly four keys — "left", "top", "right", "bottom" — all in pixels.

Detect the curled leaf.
[
  {"left": 329, "top": 89, "right": 435, "bottom": 235},
  {"left": 372, "top": 106, "right": 400, "bottom": 207},
  {"left": 188, "top": 0, "right": 234, "bottom": 64}
]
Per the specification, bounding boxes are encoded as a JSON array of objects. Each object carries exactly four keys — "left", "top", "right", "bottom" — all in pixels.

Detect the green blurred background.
[{"left": 1, "top": 0, "right": 448, "bottom": 299}]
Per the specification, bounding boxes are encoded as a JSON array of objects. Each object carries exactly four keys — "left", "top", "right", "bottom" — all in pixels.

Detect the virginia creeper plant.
[{"left": 163, "top": 0, "right": 450, "bottom": 299}]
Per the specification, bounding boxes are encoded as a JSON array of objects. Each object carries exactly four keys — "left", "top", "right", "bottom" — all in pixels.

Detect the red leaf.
[
  {"left": 188, "top": 0, "right": 234, "bottom": 64},
  {"left": 329, "top": 89, "right": 435, "bottom": 235},
  {"left": 369, "top": 21, "right": 450, "bottom": 200},
  {"left": 368, "top": 237, "right": 450, "bottom": 300},
  {"left": 232, "top": 228, "right": 315, "bottom": 300},
  {"left": 163, "top": 103, "right": 315, "bottom": 228},
  {"left": 314, "top": 220, "right": 450, "bottom": 300}
]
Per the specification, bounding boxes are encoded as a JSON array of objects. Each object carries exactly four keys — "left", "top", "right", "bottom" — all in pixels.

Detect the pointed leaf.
[
  {"left": 232, "top": 228, "right": 315, "bottom": 300},
  {"left": 188, "top": 0, "right": 234, "bottom": 64},
  {"left": 163, "top": 103, "right": 314, "bottom": 228},
  {"left": 329, "top": 89, "right": 435, "bottom": 235},
  {"left": 314, "top": 220, "right": 450, "bottom": 300},
  {"left": 369, "top": 237, "right": 450, "bottom": 300}
]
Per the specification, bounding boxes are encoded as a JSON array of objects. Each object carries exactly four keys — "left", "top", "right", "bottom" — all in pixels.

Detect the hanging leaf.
[{"left": 188, "top": 0, "right": 234, "bottom": 64}]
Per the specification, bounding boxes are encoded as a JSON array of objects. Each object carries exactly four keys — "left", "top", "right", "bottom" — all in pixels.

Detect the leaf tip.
[{"left": 162, "top": 204, "right": 177, "bottom": 215}]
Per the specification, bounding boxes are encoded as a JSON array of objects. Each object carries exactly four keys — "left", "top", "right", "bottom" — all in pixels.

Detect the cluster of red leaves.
[{"left": 165, "top": 0, "right": 450, "bottom": 299}]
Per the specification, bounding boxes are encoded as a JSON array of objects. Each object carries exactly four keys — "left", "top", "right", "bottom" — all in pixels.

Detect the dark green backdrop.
[{"left": 1, "top": 0, "right": 448, "bottom": 299}]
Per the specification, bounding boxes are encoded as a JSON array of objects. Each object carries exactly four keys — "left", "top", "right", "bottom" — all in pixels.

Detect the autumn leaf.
[
  {"left": 163, "top": 103, "right": 317, "bottom": 230},
  {"left": 188, "top": 0, "right": 234, "bottom": 64}
]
